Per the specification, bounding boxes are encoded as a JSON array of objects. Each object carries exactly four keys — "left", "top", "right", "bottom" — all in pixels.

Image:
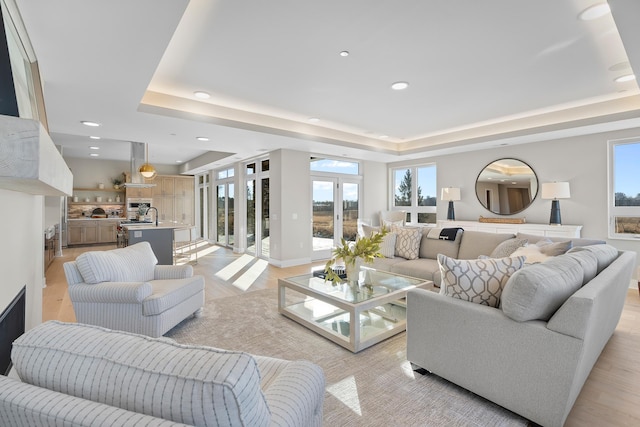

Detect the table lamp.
[
  {"left": 541, "top": 182, "right": 570, "bottom": 225},
  {"left": 441, "top": 187, "right": 461, "bottom": 221}
]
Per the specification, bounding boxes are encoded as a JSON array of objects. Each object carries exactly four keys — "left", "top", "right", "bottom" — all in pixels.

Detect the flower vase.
[{"left": 345, "top": 258, "right": 363, "bottom": 284}]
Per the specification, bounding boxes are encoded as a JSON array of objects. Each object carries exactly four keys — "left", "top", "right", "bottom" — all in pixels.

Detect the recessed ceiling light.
[
  {"left": 193, "top": 91, "right": 210, "bottom": 99},
  {"left": 196, "top": 136, "right": 209, "bottom": 141},
  {"left": 615, "top": 74, "right": 636, "bottom": 83},
  {"left": 339, "top": 50, "right": 349, "bottom": 57},
  {"left": 89, "top": 153, "right": 99, "bottom": 157},
  {"left": 391, "top": 81, "right": 409, "bottom": 90},
  {"left": 175, "top": 160, "right": 183, "bottom": 163},
  {"left": 81, "top": 121, "right": 100, "bottom": 127},
  {"left": 89, "top": 146, "right": 100, "bottom": 150},
  {"left": 578, "top": 3, "right": 611, "bottom": 21},
  {"left": 89, "top": 136, "right": 101, "bottom": 140},
  {"left": 379, "top": 135, "right": 389, "bottom": 139},
  {"left": 308, "top": 117, "right": 320, "bottom": 123}
]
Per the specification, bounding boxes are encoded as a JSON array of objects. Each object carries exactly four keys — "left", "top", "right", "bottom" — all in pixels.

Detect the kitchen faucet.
[{"left": 147, "top": 207, "right": 159, "bottom": 226}]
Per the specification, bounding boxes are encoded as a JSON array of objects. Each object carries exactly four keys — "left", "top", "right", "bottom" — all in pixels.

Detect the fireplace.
[{"left": 0, "top": 286, "right": 26, "bottom": 376}]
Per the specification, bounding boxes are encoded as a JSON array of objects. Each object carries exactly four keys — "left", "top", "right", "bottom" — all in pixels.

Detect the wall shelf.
[{"left": 73, "top": 187, "right": 124, "bottom": 192}]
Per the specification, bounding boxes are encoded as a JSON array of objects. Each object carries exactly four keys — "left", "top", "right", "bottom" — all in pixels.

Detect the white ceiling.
[{"left": 13, "top": 0, "right": 640, "bottom": 173}]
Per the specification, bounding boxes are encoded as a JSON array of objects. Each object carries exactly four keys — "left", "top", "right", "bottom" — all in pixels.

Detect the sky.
[{"left": 614, "top": 142, "right": 640, "bottom": 197}]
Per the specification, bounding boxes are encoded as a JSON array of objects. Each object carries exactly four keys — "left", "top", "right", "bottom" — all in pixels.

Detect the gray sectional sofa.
[
  {"left": 369, "top": 227, "right": 605, "bottom": 286},
  {"left": 399, "top": 228, "right": 635, "bottom": 427}
]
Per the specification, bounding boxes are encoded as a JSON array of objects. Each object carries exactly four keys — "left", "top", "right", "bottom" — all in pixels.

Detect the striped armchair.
[
  {"left": 2, "top": 321, "right": 325, "bottom": 427},
  {"left": 63, "top": 241, "right": 205, "bottom": 337}
]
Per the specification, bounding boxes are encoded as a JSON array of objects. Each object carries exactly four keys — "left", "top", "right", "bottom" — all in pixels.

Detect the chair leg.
[{"left": 194, "top": 307, "right": 204, "bottom": 318}]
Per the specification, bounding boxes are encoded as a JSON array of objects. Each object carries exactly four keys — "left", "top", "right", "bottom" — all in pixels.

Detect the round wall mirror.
[{"left": 475, "top": 158, "right": 538, "bottom": 215}]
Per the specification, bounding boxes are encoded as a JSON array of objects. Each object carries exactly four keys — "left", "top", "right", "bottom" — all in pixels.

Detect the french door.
[{"left": 311, "top": 177, "right": 360, "bottom": 261}]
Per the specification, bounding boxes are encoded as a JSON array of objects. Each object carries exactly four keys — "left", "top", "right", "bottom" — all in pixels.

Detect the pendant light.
[{"left": 139, "top": 143, "right": 157, "bottom": 179}]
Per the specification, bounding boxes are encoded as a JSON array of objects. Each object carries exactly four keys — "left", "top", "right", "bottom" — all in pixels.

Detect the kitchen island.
[{"left": 121, "top": 223, "right": 181, "bottom": 265}]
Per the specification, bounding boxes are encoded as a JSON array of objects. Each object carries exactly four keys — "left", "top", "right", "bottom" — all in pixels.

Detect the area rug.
[{"left": 167, "top": 289, "right": 530, "bottom": 426}]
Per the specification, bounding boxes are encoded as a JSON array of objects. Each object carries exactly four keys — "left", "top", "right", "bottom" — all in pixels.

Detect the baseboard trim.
[{"left": 269, "top": 257, "right": 311, "bottom": 268}]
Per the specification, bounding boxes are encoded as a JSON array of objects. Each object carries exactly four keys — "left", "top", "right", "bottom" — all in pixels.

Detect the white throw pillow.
[
  {"left": 438, "top": 254, "right": 526, "bottom": 308},
  {"left": 75, "top": 241, "right": 158, "bottom": 284},
  {"left": 12, "top": 321, "right": 270, "bottom": 427},
  {"left": 510, "top": 244, "right": 550, "bottom": 264},
  {"left": 379, "top": 233, "right": 397, "bottom": 258}
]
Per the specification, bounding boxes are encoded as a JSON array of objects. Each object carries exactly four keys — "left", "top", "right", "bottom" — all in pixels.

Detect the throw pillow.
[
  {"left": 12, "top": 321, "right": 271, "bottom": 427},
  {"left": 361, "top": 224, "right": 380, "bottom": 237},
  {"left": 438, "top": 254, "right": 526, "bottom": 308},
  {"left": 510, "top": 244, "right": 550, "bottom": 264},
  {"left": 489, "top": 238, "right": 528, "bottom": 258},
  {"left": 382, "top": 219, "right": 404, "bottom": 228},
  {"left": 393, "top": 226, "right": 422, "bottom": 260},
  {"left": 537, "top": 239, "right": 573, "bottom": 256},
  {"left": 75, "top": 241, "right": 158, "bottom": 284},
  {"left": 501, "top": 254, "right": 584, "bottom": 322},
  {"left": 379, "top": 232, "right": 397, "bottom": 258}
]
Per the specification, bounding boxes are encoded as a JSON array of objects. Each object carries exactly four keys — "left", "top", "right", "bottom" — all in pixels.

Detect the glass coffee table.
[{"left": 278, "top": 267, "right": 433, "bottom": 353}]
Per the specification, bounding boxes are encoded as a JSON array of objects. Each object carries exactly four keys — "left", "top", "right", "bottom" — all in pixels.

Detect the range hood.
[{"left": 123, "top": 141, "right": 156, "bottom": 188}]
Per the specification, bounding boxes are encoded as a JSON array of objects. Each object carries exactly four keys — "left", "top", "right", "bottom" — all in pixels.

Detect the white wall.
[
  {"left": 361, "top": 160, "right": 388, "bottom": 225},
  {"left": 0, "top": 189, "right": 44, "bottom": 331},
  {"left": 269, "top": 149, "right": 311, "bottom": 266}
]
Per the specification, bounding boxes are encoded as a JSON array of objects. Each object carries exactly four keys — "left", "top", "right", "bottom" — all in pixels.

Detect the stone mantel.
[
  {"left": 436, "top": 220, "right": 582, "bottom": 238},
  {"left": 0, "top": 115, "right": 72, "bottom": 196}
]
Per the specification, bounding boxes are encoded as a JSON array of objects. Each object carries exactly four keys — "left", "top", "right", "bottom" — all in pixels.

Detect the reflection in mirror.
[{"left": 475, "top": 158, "right": 538, "bottom": 215}]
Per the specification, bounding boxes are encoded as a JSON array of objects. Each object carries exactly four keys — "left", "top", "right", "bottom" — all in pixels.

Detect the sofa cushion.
[
  {"left": 393, "top": 226, "right": 422, "bottom": 260},
  {"left": 438, "top": 254, "right": 525, "bottom": 307},
  {"left": 143, "top": 277, "right": 205, "bottom": 316},
  {"left": 75, "top": 242, "right": 158, "bottom": 284},
  {"left": 501, "top": 254, "right": 584, "bottom": 322},
  {"left": 567, "top": 244, "right": 618, "bottom": 274},
  {"left": 12, "top": 321, "right": 270, "bottom": 427},
  {"left": 564, "top": 250, "right": 599, "bottom": 285},
  {"left": 389, "top": 258, "right": 440, "bottom": 282},
  {"left": 515, "top": 232, "right": 606, "bottom": 247},
  {"left": 489, "top": 238, "right": 528, "bottom": 258},
  {"left": 457, "top": 231, "right": 515, "bottom": 260},
  {"left": 419, "top": 228, "right": 462, "bottom": 259}
]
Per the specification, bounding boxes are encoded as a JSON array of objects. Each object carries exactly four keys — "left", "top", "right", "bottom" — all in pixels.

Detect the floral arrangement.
[
  {"left": 323, "top": 227, "right": 388, "bottom": 283},
  {"left": 111, "top": 173, "right": 125, "bottom": 188},
  {"left": 137, "top": 203, "right": 149, "bottom": 216}
]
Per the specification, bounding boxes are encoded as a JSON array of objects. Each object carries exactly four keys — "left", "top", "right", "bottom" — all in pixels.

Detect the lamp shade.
[
  {"left": 541, "top": 182, "right": 570, "bottom": 200},
  {"left": 441, "top": 187, "right": 461, "bottom": 201}
]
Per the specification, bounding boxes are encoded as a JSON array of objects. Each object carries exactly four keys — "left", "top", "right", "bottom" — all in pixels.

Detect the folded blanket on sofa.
[{"left": 427, "top": 227, "right": 463, "bottom": 240}]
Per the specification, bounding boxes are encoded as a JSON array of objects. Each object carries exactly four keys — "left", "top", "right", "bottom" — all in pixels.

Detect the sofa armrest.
[
  {"left": 0, "top": 376, "right": 189, "bottom": 426},
  {"left": 68, "top": 281, "right": 153, "bottom": 303},
  {"left": 154, "top": 264, "right": 193, "bottom": 280},
  {"left": 263, "top": 360, "right": 325, "bottom": 427}
]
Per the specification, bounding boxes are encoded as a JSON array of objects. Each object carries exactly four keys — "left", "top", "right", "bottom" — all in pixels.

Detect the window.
[
  {"left": 609, "top": 138, "right": 640, "bottom": 238},
  {"left": 391, "top": 164, "right": 437, "bottom": 224},
  {"left": 310, "top": 157, "right": 359, "bottom": 175}
]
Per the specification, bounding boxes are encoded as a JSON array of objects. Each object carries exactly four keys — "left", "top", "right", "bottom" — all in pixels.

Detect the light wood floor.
[{"left": 44, "top": 245, "right": 640, "bottom": 426}]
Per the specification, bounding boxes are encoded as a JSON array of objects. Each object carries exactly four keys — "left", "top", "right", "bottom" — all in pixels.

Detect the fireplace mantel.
[{"left": 0, "top": 115, "right": 72, "bottom": 196}]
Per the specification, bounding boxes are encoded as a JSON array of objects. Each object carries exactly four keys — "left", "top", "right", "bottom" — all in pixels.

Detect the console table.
[{"left": 436, "top": 220, "right": 582, "bottom": 238}]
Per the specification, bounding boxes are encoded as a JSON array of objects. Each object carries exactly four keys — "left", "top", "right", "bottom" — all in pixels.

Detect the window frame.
[
  {"left": 389, "top": 163, "right": 437, "bottom": 225},
  {"left": 608, "top": 137, "right": 640, "bottom": 240}
]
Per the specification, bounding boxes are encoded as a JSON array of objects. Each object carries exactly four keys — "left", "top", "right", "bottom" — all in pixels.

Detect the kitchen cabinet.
[
  {"left": 68, "top": 220, "right": 98, "bottom": 245},
  {"left": 126, "top": 186, "right": 153, "bottom": 199},
  {"left": 151, "top": 175, "right": 195, "bottom": 225},
  {"left": 98, "top": 220, "right": 119, "bottom": 243}
]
